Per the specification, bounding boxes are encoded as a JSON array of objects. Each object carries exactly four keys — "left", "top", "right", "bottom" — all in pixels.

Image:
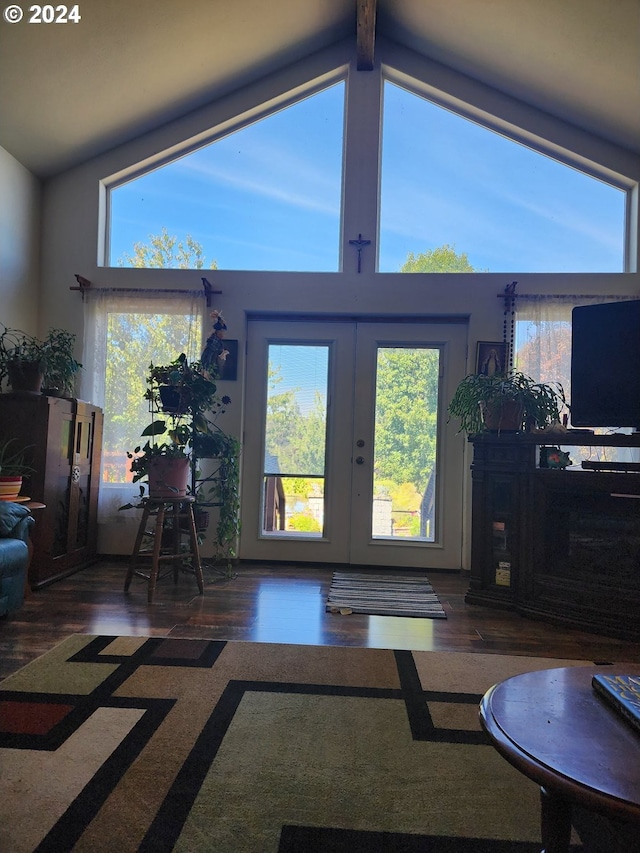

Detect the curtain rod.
[
  {"left": 494, "top": 281, "right": 638, "bottom": 302},
  {"left": 70, "top": 274, "right": 222, "bottom": 307},
  {"left": 496, "top": 293, "right": 637, "bottom": 300}
]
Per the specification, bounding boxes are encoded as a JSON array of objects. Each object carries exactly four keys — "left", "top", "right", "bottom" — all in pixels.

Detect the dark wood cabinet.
[
  {"left": 466, "top": 432, "right": 640, "bottom": 640},
  {"left": 0, "top": 393, "right": 103, "bottom": 588}
]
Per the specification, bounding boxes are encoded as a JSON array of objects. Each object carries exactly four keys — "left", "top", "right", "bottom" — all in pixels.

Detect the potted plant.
[
  {"left": 123, "top": 391, "right": 194, "bottom": 501},
  {"left": 147, "top": 352, "right": 223, "bottom": 420},
  {"left": 40, "top": 328, "right": 83, "bottom": 397},
  {"left": 0, "top": 437, "right": 35, "bottom": 501},
  {"left": 127, "top": 437, "right": 192, "bottom": 500},
  {"left": 0, "top": 324, "right": 82, "bottom": 396},
  {"left": 120, "top": 311, "right": 240, "bottom": 572},
  {"left": 121, "top": 353, "right": 231, "bottom": 503},
  {"left": 448, "top": 370, "right": 566, "bottom": 435},
  {"left": 192, "top": 426, "right": 230, "bottom": 458}
]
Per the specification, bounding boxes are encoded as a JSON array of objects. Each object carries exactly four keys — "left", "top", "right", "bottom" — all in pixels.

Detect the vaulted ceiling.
[{"left": 0, "top": 0, "right": 638, "bottom": 179}]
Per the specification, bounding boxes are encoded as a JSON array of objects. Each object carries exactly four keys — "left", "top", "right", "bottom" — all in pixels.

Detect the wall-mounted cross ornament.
[{"left": 348, "top": 234, "right": 371, "bottom": 273}]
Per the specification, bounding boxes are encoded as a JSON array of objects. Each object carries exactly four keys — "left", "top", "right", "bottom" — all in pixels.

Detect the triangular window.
[
  {"left": 379, "top": 82, "right": 626, "bottom": 273},
  {"left": 109, "top": 82, "right": 345, "bottom": 272}
]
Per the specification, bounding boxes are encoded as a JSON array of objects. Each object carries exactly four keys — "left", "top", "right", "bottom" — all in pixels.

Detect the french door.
[{"left": 240, "top": 318, "right": 467, "bottom": 568}]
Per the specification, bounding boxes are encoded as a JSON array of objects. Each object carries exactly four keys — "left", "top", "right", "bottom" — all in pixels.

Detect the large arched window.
[{"left": 108, "top": 81, "right": 346, "bottom": 272}]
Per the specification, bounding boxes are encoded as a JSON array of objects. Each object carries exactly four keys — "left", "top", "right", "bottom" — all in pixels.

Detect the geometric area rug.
[
  {"left": 0, "top": 636, "right": 594, "bottom": 851},
  {"left": 326, "top": 571, "right": 447, "bottom": 618}
]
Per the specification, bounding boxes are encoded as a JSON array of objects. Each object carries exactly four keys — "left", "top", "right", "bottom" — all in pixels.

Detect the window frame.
[
  {"left": 379, "top": 63, "right": 637, "bottom": 274},
  {"left": 96, "top": 48, "right": 639, "bottom": 275},
  {"left": 101, "top": 71, "right": 349, "bottom": 272}
]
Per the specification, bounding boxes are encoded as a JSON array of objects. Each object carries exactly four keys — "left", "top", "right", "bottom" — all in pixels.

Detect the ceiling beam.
[{"left": 356, "top": 0, "right": 376, "bottom": 70}]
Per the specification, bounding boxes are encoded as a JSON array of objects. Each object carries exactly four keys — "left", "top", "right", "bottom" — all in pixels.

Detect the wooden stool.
[{"left": 124, "top": 496, "right": 204, "bottom": 603}]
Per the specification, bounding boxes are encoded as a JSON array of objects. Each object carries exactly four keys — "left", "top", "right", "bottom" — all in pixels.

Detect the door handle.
[{"left": 355, "top": 456, "right": 365, "bottom": 465}]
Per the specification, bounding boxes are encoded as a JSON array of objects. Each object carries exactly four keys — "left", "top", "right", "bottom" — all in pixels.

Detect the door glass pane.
[
  {"left": 262, "top": 344, "right": 329, "bottom": 537},
  {"left": 373, "top": 346, "right": 440, "bottom": 541}
]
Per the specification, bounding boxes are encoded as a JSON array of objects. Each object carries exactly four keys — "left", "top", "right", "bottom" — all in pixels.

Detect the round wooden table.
[{"left": 480, "top": 665, "right": 640, "bottom": 853}]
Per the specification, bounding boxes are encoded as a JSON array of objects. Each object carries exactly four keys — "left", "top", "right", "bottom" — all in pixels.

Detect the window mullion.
[{"left": 341, "top": 60, "right": 383, "bottom": 275}]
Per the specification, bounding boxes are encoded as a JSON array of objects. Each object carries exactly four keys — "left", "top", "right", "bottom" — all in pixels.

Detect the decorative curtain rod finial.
[
  {"left": 74, "top": 274, "right": 92, "bottom": 289},
  {"left": 69, "top": 274, "right": 92, "bottom": 300},
  {"left": 201, "top": 277, "right": 222, "bottom": 307}
]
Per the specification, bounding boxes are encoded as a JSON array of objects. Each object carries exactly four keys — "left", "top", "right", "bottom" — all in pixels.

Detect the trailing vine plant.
[
  {"left": 197, "top": 432, "right": 241, "bottom": 573},
  {"left": 195, "top": 310, "right": 241, "bottom": 574}
]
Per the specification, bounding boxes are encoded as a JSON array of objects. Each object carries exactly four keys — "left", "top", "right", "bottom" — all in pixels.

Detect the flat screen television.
[{"left": 570, "top": 299, "right": 640, "bottom": 430}]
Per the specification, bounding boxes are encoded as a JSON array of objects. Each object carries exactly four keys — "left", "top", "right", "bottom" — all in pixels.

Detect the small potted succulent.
[{"left": 448, "top": 370, "right": 566, "bottom": 435}]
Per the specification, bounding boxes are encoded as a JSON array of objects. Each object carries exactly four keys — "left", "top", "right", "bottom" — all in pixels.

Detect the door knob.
[{"left": 355, "top": 456, "right": 365, "bottom": 465}]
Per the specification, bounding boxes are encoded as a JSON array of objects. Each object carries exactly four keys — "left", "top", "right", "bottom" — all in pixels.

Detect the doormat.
[{"left": 326, "top": 571, "right": 447, "bottom": 618}]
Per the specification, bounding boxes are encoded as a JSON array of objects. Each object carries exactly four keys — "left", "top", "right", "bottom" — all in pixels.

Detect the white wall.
[
  {"left": 37, "top": 40, "right": 640, "bottom": 561},
  {"left": 0, "top": 146, "right": 41, "bottom": 332}
]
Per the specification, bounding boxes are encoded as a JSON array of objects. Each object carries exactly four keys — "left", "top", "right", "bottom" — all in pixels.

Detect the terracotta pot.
[
  {"left": 147, "top": 457, "right": 190, "bottom": 498},
  {"left": 0, "top": 475, "right": 23, "bottom": 501},
  {"left": 7, "top": 360, "right": 43, "bottom": 393},
  {"left": 480, "top": 399, "right": 524, "bottom": 432}
]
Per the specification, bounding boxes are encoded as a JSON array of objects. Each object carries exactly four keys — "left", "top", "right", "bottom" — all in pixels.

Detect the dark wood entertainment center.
[{"left": 466, "top": 432, "right": 640, "bottom": 640}]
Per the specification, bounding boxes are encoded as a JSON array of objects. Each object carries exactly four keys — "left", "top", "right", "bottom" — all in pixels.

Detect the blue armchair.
[{"left": 0, "top": 502, "right": 34, "bottom": 616}]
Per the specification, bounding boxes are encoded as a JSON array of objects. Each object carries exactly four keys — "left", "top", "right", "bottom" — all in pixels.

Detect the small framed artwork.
[
  {"left": 476, "top": 341, "right": 507, "bottom": 376},
  {"left": 219, "top": 339, "right": 238, "bottom": 381}
]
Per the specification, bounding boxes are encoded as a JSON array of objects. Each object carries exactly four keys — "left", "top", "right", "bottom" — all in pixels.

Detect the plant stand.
[{"left": 124, "top": 496, "right": 204, "bottom": 603}]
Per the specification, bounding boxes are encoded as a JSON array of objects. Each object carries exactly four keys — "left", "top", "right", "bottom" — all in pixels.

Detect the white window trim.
[{"left": 97, "top": 37, "right": 640, "bottom": 273}]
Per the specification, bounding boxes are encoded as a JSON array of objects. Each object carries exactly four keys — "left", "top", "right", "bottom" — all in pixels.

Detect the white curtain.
[
  {"left": 81, "top": 289, "right": 204, "bottom": 537},
  {"left": 515, "top": 294, "right": 637, "bottom": 398},
  {"left": 515, "top": 294, "right": 639, "bottom": 462}
]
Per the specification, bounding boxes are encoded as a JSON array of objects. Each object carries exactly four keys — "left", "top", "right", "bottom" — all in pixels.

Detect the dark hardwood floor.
[{"left": 2, "top": 560, "right": 639, "bottom": 681}]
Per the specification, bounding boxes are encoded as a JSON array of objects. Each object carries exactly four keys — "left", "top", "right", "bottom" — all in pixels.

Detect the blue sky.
[
  {"left": 110, "top": 80, "right": 625, "bottom": 274},
  {"left": 110, "top": 84, "right": 344, "bottom": 272}
]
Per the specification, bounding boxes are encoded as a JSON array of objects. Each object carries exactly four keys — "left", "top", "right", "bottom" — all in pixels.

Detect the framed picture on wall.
[
  {"left": 219, "top": 339, "right": 238, "bottom": 381},
  {"left": 476, "top": 341, "right": 507, "bottom": 376}
]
